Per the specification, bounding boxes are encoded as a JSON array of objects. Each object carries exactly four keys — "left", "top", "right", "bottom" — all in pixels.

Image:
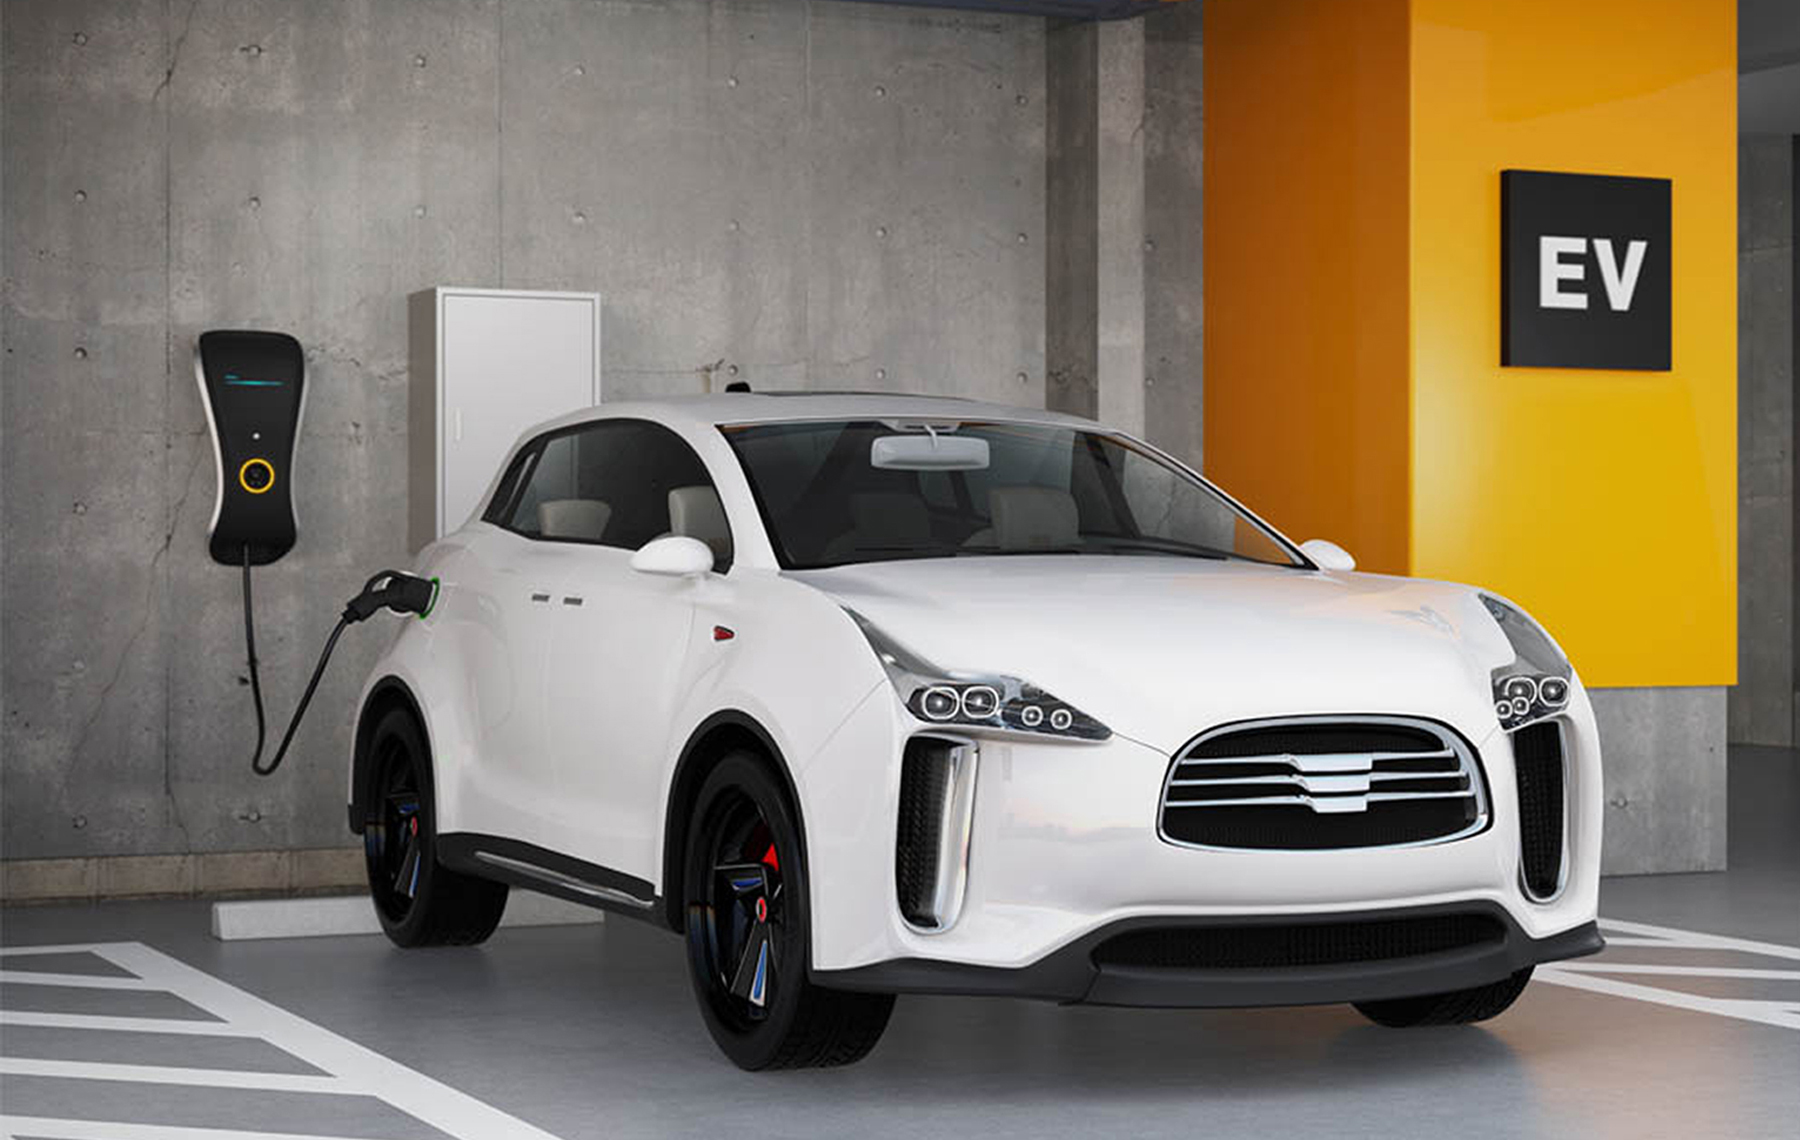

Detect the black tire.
[
  {"left": 1353, "top": 966, "right": 1534, "bottom": 1027},
  {"left": 362, "top": 708, "right": 508, "bottom": 947},
  {"left": 682, "top": 751, "right": 895, "bottom": 1070}
]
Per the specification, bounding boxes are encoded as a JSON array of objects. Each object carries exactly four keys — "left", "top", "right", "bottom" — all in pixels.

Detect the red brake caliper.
[{"left": 756, "top": 844, "right": 777, "bottom": 922}]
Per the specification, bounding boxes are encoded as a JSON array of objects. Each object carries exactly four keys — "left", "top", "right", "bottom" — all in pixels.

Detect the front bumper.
[
  {"left": 814, "top": 900, "right": 1602, "bottom": 1006},
  {"left": 797, "top": 684, "right": 1604, "bottom": 982}
]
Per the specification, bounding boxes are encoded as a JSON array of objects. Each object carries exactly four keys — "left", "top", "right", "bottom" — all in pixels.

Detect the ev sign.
[{"left": 1501, "top": 170, "right": 1671, "bottom": 371}]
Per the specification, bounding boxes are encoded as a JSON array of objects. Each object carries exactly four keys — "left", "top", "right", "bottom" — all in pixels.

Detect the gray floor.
[{"left": 4, "top": 748, "right": 1797, "bottom": 1140}]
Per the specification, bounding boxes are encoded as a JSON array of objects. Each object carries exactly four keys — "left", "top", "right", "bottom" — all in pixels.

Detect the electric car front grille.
[
  {"left": 1158, "top": 717, "right": 1488, "bottom": 850},
  {"left": 1512, "top": 721, "right": 1566, "bottom": 899},
  {"left": 1091, "top": 912, "right": 1508, "bottom": 970}
]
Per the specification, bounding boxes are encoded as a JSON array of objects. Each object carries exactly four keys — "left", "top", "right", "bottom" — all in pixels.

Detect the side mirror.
[
  {"left": 630, "top": 535, "right": 714, "bottom": 578},
  {"left": 1299, "top": 538, "right": 1356, "bottom": 572}
]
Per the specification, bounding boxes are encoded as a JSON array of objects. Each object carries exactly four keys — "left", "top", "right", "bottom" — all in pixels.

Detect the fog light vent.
[
  {"left": 895, "top": 736, "right": 977, "bottom": 932},
  {"left": 1513, "top": 721, "right": 1566, "bottom": 901}
]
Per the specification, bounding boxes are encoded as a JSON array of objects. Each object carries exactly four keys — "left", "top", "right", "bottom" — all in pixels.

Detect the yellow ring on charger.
[{"left": 238, "top": 457, "right": 276, "bottom": 494}]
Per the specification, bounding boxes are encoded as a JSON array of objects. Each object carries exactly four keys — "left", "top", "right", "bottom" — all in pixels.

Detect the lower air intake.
[{"left": 1092, "top": 912, "right": 1509, "bottom": 971}]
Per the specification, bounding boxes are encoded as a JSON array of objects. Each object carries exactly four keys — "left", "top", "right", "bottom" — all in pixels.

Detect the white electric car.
[{"left": 350, "top": 392, "right": 1603, "bottom": 1069}]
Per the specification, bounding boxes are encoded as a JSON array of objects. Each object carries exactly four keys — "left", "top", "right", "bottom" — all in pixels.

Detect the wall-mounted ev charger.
[
  {"left": 197, "top": 330, "right": 306, "bottom": 567},
  {"left": 197, "top": 329, "right": 436, "bottom": 777}
]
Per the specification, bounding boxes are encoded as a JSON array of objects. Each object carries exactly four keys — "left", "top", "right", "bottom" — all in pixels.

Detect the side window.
[
  {"left": 504, "top": 433, "right": 580, "bottom": 538},
  {"left": 482, "top": 444, "right": 539, "bottom": 526},
  {"left": 500, "top": 420, "right": 733, "bottom": 569}
]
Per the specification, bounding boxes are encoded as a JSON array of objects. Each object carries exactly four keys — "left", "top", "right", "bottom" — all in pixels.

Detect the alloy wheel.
[
  {"left": 691, "top": 790, "right": 786, "bottom": 1027},
  {"left": 365, "top": 737, "right": 425, "bottom": 923}
]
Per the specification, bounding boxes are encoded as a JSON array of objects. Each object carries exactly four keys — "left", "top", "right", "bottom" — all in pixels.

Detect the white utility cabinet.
[{"left": 408, "top": 287, "right": 602, "bottom": 550}]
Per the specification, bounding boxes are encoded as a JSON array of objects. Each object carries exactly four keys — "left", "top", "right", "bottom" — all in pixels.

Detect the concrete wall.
[
  {"left": 1, "top": 0, "right": 1048, "bottom": 878},
  {"left": 1044, "top": 19, "right": 1099, "bottom": 421},
  {"left": 1043, "top": 3, "right": 1201, "bottom": 455},
  {"left": 1732, "top": 134, "right": 1795, "bottom": 747},
  {"left": 1141, "top": 2, "right": 1204, "bottom": 469},
  {"left": 1590, "top": 687, "right": 1729, "bottom": 874}
]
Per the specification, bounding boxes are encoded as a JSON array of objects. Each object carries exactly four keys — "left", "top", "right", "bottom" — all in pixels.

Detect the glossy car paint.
[{"left": 353, "top": 393, "right": 1602, "bottom": 976}]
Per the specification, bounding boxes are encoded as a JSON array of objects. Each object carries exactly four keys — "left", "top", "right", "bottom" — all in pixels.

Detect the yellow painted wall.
[
  {"left": 1203, "top": 0, "right": 1414, "bottom": 576},
  {"left": 1205, "top": 0, "right": 1737, "bottom": 687},
  {"left": 1409, "top": 0, "right": 1737, "bottom": 686}
]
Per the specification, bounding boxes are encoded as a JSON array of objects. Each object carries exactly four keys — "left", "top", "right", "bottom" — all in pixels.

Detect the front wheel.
[
  {"left": 1353, "top": 966, "right": 1534, "bottom": 1027},
  {"left": 682, "top": 752, "right": 894, "bottom": 1069},
  {"left": 363, "top": 708, "right": 509, "bottom": 947}
]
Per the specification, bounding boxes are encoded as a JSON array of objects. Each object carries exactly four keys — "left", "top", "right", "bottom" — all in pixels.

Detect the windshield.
[{"left": 722, "top": 419, "right": 1304, "bottom": 570}]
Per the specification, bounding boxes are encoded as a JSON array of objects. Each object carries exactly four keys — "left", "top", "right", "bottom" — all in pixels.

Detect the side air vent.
[
  {"left": 1159, "top": 717, "right": 1489, "bottom": 850},
  {"left": 895, "top": 736, "right": 978, "bottom": 932},
  {"left": 1513, "top": 721, "right": 1566, "bottom": 900}
]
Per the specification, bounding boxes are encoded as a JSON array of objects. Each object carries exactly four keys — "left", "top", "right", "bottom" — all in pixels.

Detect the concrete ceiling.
[{"left": 832, "top": 0, "right": 1797, "bottom": 132}]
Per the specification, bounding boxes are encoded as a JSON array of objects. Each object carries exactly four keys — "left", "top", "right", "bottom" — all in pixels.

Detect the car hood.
[{"left": 790, "top": 555, "right": 1515, "bottom": 754}]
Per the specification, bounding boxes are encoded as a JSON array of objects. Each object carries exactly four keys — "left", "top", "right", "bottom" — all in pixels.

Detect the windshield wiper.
[
  {"left": 955, "top": 545, "right": 1087, "bottom": 557},
  {"left": 1090, "top": 538, "right": 1235, "bottom": 561},
  {"left": 818, "top": 541, "right": 1242, "bottom": 563}
]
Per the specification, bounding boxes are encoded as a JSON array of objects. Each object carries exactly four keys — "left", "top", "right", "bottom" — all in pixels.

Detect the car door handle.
[{"left": 529, "top": 592, "right": 551, "bottom": 603}]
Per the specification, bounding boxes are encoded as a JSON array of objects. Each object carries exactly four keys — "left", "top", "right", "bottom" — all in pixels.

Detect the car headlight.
[
  {"left": 1480, "top": 594, "right": 1572, "bottom": 732},
  {"left": 843, "top": 608, "right": 1111, "bottom": 741}
]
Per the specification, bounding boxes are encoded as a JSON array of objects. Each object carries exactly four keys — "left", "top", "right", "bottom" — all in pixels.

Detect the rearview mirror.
[
  {"left": 1299, "top": 538, "right": 1356, "bottom": 572},
  {"left": 631, "top": 535, "right": 714, "bottom": 578},
  {"left": 870, "top": 433, "right": 990, "bottom": 471}
]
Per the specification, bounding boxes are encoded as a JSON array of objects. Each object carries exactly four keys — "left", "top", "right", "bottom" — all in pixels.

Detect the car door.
[
  {"left": 461, "top": 430, "right": 592, "bottom": 849},
  {"left": 539, "top": 420, "right": 731, "bottom": 882}
]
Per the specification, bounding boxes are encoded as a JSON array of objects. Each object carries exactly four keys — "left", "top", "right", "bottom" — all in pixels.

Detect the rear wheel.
[
  {"left": 363, "top": 709, "right": 508, "bottom": 947},
  {"left": 1353, "top": 966, "right": 1534, "bottom": 1027},
  {"left": 682, "top": 752, "right": 894, "bottom": 1069}
]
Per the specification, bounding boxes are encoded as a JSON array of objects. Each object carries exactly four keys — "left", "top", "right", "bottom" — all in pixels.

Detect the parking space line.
[
  {"left": 1547, "top": 963, "right": 1800, "bottom": 980},
  {"left": 0, "top": 944, "right": 144, "bottom": 958},
  {"left": 0, "top": 1118, "right": 374, "bottom": 1140},
  {"left": 1593, "top": 917, "right": 1800, "bottom": 959},
  {"left": 0, "top": 1056, "right": 361, "bottom": 1094},
  {"left": 1536, "top": 969, "right": 1800, "bottom": 1031},
  {"left": 0, "top": 970, "right": 165, "bottom": 990},
  {"left": 1538, "top": 917, "right": 1800, "bottom": 1032},
  {"left": 0, "top": 1011, "right": 257, "bottom": 1035},
  {"left": 0, "top": 941, "right": 567, "bottom": 1140}
]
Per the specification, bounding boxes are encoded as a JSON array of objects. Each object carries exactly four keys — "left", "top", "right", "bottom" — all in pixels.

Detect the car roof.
[{"left": 526, "top": 391, "right": 1109, "bottom": 435}]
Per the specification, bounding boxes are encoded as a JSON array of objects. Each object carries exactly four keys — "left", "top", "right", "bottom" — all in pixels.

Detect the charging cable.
[{"left": 242, "top": 548, "right": 438, "bottom": 776}]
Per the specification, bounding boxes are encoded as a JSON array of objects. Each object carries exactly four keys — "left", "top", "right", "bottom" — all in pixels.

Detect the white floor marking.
[
  {"left": 0, "top": 970, "right": 165, "bottom": 990},
  {"left": 0, "top": 1119, "right": 373, "bottom": 1140},
  {"left": 1538, "top": 917, "right": 1800, "bottom": 1032},
  {"left": 0, "top": 943, "right": 142, "bottom": 957},
  {"left": 0, "top": 1011, "right": 256, "bottom": 1035},
  {"left": 1535, "top": 970, "right": 1800, "bottom": 1032},
  {"left": 0, "top": 940, "right": 567, "bottom": 1140},
  {"left": 0, "top": 1056, "right": 361, "bottom": 1095},
  {"left": 1547, "top": 963, "right": 1800, "bottom": 981},
  {"left": 1594, "top": 917, "right": 1800, "bottom": 960}
]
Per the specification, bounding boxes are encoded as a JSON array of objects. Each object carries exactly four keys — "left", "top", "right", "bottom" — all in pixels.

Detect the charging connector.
[{"left": 243, "top": 553, "right": 437, "bottom": 776}]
